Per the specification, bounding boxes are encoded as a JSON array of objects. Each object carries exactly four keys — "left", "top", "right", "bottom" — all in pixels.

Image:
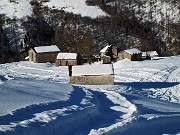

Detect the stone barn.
[
  {"left": 56, "top": 53, "right": 77, "bottom": 66},
  {"left": 123, "top": 48, "right": 142, "bottom": 61},
  {"left": 69, "top": 64, "right": 114, "bottom": 85},
  {"left": 28, "top": 45, "right": 60, "bottom": 63},
  {"left": 100, "top": 45, "right": 122, "bottom": 64},
  {"left": 142, "top": 51, "right": 159, "bottom": 59},
  {"left": 101, "top": 55, "right": 111, "bottom": 64}
]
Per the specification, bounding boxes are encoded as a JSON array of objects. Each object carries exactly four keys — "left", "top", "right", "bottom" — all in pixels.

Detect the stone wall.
[
  {"left": 29, "top": 49, "right": 59, "bottom": 63},
  {"left": 101, "top": 55, "right": 111, "bottom": 64},
  {"left": 36, "top": 52, "right": 59, "bottom": 63},
  {"left": 117, "top": 51, "right": 124, "bottom": 60},
  {"left": 123, "top": 51, "right": 142, "bottom": 61},
  {"left": 56, "top": 59, "right": 77, "bottom": 66},
  {"left": 70, "top": 75, "right": 114, "bottom": 85},
  {"left": 28, "top": 49, "right": 36, "bottom": 62}
]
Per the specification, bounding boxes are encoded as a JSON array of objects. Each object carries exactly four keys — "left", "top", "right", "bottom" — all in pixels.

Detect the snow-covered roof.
[
  {"left": 100, "top": 45, "right": 111, "bottom": 53},
  {"left": 57, "top": 53, "right": 77, "bottom": 60},
  {"left": 124, "top": 48, "right": 142, "bottom": 55},
  {"left": 25, "top": 56, "right": 29, "bottom": 60},
  {"left": 72, "top": 64, "right": 114, "bottom": 76},
  {"left": 34, "top": 45, "right": 60, "bottom": 53},
  {"left": 142, "top": 51, "right": 158, "bottom": 57}
]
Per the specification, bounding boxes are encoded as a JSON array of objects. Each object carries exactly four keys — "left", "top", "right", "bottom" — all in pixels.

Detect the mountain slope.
[
  {"left": 0, "top": 0, "right": 32, "bottom": 19},
  {"left": 0, "top": 0, "right": 180, "bottom": 64},
  {"left": 0, "top": 0, "right": 107, "bottom": 19}
]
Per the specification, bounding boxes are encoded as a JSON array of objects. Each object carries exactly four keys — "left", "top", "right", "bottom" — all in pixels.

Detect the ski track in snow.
[
  {"left": 87, "top": 88, "right": 136, "bottom": 135},
  {"left": 113, "top": 56, "right": 180, "bottom": 103}
]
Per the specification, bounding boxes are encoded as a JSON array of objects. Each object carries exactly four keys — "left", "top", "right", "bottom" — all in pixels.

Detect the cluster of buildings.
[
  {"left": 28, "top": 45, "right": 158, "bottom": 85},
  {"left": 100, "top": 45, "right": 158, "bottom": 63}
]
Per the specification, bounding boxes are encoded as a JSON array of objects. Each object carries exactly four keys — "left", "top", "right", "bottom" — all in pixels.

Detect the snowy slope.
[
  {"left": 0, "top": 0, "right": 32, "bottom": 19},
  {"left": 0, "top": 0, "right": 107, "bottom": 19},
  {"left": 133, "top": 0, "right": 180, "bottom": 23},
  {"left": 42, "top": 0, "right": 107, "bottom": 18}
]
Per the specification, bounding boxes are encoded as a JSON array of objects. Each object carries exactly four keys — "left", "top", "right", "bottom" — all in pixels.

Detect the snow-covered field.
[{"left": 0, "top": 56, "right": 180, "bottom": 135}]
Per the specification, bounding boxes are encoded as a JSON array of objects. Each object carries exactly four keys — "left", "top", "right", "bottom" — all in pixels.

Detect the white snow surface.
[
  {"left": 72, "top": 64, "right": 114, "bottom": 76},
  {"left": 0, "top": 0, "right": 106, "bottom": 19},
  {"left": 57, "top": 53, "right": 77, "bottom": 60},
  {"left": 113, "top": 55, "right": 180, "bottom": 103},
  {"left": 42, "top": 0, "right": 107, "bottom": 18},
  {"left": 0, "top": 0, "right": 32, "bottom": 19},
  {"left": 34, "top": 45, "right": 60, "bottom": 53},
  {"left": 0, "top": 78, "right": 73, "bottom": 116}
]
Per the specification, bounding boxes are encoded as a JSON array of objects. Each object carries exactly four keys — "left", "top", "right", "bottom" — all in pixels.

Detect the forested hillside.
[{"left": 0, "top": 0, "right": 180, "bottom": 63}]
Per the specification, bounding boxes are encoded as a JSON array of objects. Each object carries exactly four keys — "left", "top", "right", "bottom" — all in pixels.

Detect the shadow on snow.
[
  {"left": 0, "top": 86, "right": 122, "bottom": 135},
  {"left": 115, "top": 82, "right": 180, "bottom": 89}
]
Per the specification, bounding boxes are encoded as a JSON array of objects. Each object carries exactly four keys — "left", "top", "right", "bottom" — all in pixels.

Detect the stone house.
[
  {"left": 69, "top": 64, "right": 114, "bottom": 85},
  {"left": 118, "top": 48, "right": 142, "bottom": 61},
  {"left": 56, "top": 53, "right": 78, "bottom": 66},
  {"left": 101, "top": 55, "right": 111, "bottom": 64},
  {"left": 28, "top": 45, "right": 60, "bottom": 63},
  {"left": 100, "top": 45, "right": 122, "bottom": 64},
  {"left": 142, "top": 51, "right": 159, "bottom": 59}
]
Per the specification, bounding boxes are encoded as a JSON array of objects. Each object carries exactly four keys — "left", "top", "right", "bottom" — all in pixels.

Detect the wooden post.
[{"left": 68, "top": 65, "right": 72, "bottom": 77}]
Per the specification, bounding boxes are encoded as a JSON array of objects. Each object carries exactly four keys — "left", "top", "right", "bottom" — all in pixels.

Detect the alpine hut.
[
  {"left": 100, "top": 45, "right": 122, "bottom": 64},
  {"left": 69, "top": 64, "right": 114, "bottom": 85},
  {"left": 56, "top": 53, "right": 78, "bottom": 66},
  {"left": 122, "top": 48, "right": 142, "bottom": 61},
  {"left": 142, "top": 51, "right": 159, "bottom": 59},
  {"left": 28, "top": 45, "right": 60, "bottom": 63}
]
